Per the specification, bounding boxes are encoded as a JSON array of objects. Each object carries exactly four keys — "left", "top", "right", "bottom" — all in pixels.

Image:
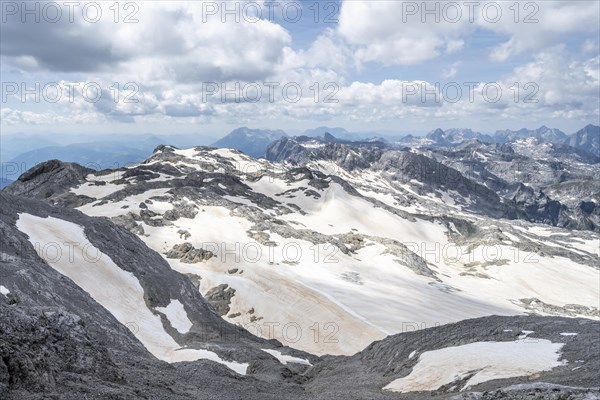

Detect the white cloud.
[
  {"left": 0, "top": 107, "right": 104, "bottom": 125},
  {"left": 442, "top": 47, "right": 599, "bottom": 122},
  {"left": 442, "top": 62, "right": 461, "bottom": 79},
  {"left": 2, "top": 0, "right": 597, "bottom": 131},
  {"left": 582, "top": 39, "right": 599, "bottom": 55},
  {"left": 335, "top": 0, "right": 599, "bottom": 66},
  {"left": 2, "top": 1, "right": 292, "bottom": 82},
  {"left": 337, "top": 1, "right": 470, "bottom": 66},
  {"left": 484, "top": 0, "right": 600, "bottom": 62},
  {"left": 445, "top": 40, "right": 465, "bottom": 54},
  {"left": 4, "top": 46, "right": 597, "bottom": 128}
]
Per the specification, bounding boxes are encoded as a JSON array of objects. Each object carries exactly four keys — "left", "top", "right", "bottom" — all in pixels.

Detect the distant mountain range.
[
  {"left": 424, "top": 128, "right": 494, "bottom": 146},
  {"left": 0, "top": 133, "right": 217, "bottom": 182},
  {"left": 2, "top": 125, "right": 597, "bottom": 183},
  {"left": 301, "top": 126, "right": 367, "bottom": 141},
  {"left": 209, "top": 124, "right": 599, "bottom": 159},
  {"left": 210, "top": 126, "right": 378, "bottom": 158},
  {"left": 421, "top": 124, "right": 599, "bottom": 158},
  {"left": 1, "top": 132, "right": 220, "bottom": 161},
  {"left": 211, "top": 127, "right": 287, "bottom": 158},
  {"left": 9, "top": 140, "right": 161, "bottom": 171},
  {"left": 493, "top": 125, "right": 568, "bottom": 143}
]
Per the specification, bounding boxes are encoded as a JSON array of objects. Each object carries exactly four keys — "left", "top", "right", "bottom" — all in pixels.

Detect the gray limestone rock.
[{"left": 165, "top": 242, "right": 214, "bottom": 263}]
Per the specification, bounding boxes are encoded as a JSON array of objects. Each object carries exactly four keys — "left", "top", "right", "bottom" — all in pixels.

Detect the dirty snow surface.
[
  {"left": 66, "top": 147, "right": 599, "bottom": 356},
  {"left": 15, "top": 213, "right": 248, "bottom": 375},
  {"left": 384, "top": 339, "right": 565, "bottom": 393}
]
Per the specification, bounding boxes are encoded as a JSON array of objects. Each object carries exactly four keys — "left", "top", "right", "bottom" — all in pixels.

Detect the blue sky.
[{"left": 1, "top": 0, "right": 599, "bottom": 137}]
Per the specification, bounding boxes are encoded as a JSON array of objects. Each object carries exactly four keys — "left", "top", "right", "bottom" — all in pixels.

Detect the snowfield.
[
  {"left": 15, "top": 213, "right": 248, "bottom": 375},
  {"left": 71, "top": 180, "right": 127, "bottom": 199},
  {"left": 65, "top": 147, "right": 600, "bottom": 356},
  {"left": 384, "top": 339, "right": 566, "bottom": 393}
]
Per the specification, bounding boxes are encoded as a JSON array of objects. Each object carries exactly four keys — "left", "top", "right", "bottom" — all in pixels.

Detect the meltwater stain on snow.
[
  {"left": 16, "top": 213, "right": 248, "bottom": 375},
  {"left": 384, "top": 340, "right": 565, "bottom": 393}
]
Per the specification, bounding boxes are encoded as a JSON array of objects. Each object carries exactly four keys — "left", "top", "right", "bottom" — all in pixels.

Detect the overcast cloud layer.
[{"left": 1, "top": 0, "right": 598, "bottom": 135}]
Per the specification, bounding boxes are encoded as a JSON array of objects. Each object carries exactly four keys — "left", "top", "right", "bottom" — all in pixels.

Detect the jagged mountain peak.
[
  {"left": 153, "top": 144, "right": 179, "bottom": 153},
  {"left": 211, "top": 127, "right": 287, "bottom": 158},
  {"left": 2, "top": 159, "right": 94, "bottom": 205},
  {"left": 567, "top": 124, "right": 599, "bottom": 158},
  {"left": 423, "top": 128, "right": 493, "bottom": 146},
  {"left": 494, "top": 125, "right": 567, "bottom": 143},
  {"left": 321, "top": 132, "right": 338, "bottom": 142}
]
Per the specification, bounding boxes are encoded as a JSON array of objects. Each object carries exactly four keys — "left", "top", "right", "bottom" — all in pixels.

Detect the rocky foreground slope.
[
  {"left": 1, "top": 193, "right": 599, "bottom": 399},
  {"left": 1, "top": 142, "right": 599, "bottom": 399}
]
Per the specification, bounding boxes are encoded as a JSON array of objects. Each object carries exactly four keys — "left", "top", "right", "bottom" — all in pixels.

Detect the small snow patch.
[
  {"left": 408, "top": 350, "right": 417, "bottom": 359},
  {"left": 0, "top": 285, "right": 9, "bottom": 296},
  {"left": 262, "top": 349, "right": 312, "bottom": 366},
  {"left": 156, "top": 300, "right": 193, "bottom": 334},
  {"left": 560, "top": 332, "right": 578, "bottom": 336}
]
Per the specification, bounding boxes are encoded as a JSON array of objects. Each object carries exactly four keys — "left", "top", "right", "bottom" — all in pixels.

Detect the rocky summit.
[{"left": 1, "top": 133, "right": 599, "bottom": 399}]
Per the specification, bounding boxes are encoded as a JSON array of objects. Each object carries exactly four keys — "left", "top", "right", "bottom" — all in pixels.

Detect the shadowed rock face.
[
  {"left": 266, "top": 134, "right": 599, "bottom": 231},
  {"left": 567, "top": 124, "right": 600, "bottom": 158},
  {"left": 204, "top": 284, "right": 236, "bottom": 316},
  {"left": 266, "top": 138, "right": 512, "bottom": 219},
  {"left": 2, "top": 159, "right": 94, "bottom": 207}
]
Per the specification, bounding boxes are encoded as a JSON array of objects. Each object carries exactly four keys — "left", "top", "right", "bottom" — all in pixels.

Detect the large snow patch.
[
  {"left": 384, "top": 339, "right": 565, "bottom": 393},
  {"left": 16, "top": 213, "right": 248, "bottom": 375}
]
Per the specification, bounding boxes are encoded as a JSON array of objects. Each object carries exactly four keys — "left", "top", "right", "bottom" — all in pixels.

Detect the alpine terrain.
[{"left": 1, "top": 125, "right": 599, "bottom": 399}]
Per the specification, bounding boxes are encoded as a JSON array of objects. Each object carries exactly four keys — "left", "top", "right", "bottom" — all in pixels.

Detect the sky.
[{"left": 1, "top": 0, "right": 599, "bottom": 137}]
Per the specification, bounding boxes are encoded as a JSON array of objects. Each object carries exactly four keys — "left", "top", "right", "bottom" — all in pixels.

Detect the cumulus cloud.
[
  {"left": 581, "top": 39, "right": 599, "bottom": 55},
  {"left": 4, "top": 46, "right": 597, "bottom": 128},
  {"left": 1, "top": 0, "right": 597, "bottom": 131},
  {"left": 1, "top": 1, "right": 292, "bottom": 82},
  {"left": 441, "top": 62, "right": 461, "bottom": 79},
  {"left": 335, "top": 0, "right": 599, "bottom": 66},
  {"left": 337, "top": 1, "right": 471, "bottom": 65},
  {"left": 0, "top": 107, "right": 105, "bottom": 125},
  {"left": 482, "top": 1, "right": 600, "bottom": 62},
  {"left": 507, "top": 47, "right": 599, "bottom": 117}
]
